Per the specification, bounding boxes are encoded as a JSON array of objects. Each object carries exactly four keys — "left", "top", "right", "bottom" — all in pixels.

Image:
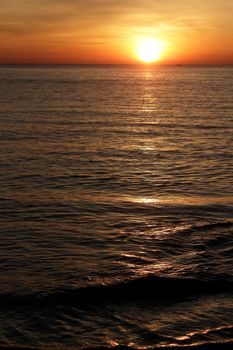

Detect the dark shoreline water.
[
  {"left": 1, "top": 341, "right": 233, "bottom": 350},
  {"left": 0, "top": 65, "right": 233, "bottom": 349}
]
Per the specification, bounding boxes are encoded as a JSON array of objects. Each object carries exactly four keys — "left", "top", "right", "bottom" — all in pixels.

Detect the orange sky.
[{"left": 1, "top": 0, "right": 233, "bottom": 64}]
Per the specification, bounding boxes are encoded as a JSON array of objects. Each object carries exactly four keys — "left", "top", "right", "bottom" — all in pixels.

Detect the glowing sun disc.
[{"left": 137, "top": 38, "right": 164, "bottom": 63}]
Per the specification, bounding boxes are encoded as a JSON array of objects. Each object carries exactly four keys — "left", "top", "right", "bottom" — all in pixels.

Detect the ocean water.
[{"left": 0, "top": 64, "right": 233, "bottom": 350}]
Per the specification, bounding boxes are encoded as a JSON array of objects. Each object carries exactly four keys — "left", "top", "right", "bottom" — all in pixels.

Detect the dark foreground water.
[{"left": 0, "top": 65, "right": 233, "bottom": 350}]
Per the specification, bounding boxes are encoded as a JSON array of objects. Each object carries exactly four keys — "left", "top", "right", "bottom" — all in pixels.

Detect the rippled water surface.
[{"left": 0, "top": 65, "right": 233, "bottom": 349}]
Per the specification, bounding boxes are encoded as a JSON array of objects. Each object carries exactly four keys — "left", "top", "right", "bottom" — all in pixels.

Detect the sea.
[{"left": 0, "top": 64, "right": 233, "bottom": 350}]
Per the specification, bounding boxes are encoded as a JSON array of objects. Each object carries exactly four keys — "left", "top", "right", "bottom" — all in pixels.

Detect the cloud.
[
  {"left": 1, "top": 0, "right": 233, "bottom": 63},
  {"left": 1, "top": 0, "right": 232, "bottom": 36}
]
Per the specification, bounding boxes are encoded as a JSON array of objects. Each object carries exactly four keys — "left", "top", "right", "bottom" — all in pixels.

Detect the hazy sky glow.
[{"left": 1, "top": 0, "right": 233, "bottom": 64}]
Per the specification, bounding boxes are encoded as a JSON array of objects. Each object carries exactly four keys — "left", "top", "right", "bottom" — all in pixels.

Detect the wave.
[
  {"left": 2, "top": 274, "right": 233, "bottom": 308},
  {"left": 84, "top": 340, "right": 233, "bottom": 350},
  {"left": 183, "top": 221, "right": 233, "bottom": 233},
  {"left": 1, "top": 340, "right": 233, "bottom": 350}
]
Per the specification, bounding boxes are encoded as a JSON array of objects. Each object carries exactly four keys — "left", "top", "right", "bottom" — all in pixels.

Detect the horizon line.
[{"left": 1, "top": 62, "right": 233, "bottom": 66}]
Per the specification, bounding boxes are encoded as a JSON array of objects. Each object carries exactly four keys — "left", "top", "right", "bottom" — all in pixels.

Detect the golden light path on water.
[{"left": 123, "top": 195, "right": 233, "bottom": 206}]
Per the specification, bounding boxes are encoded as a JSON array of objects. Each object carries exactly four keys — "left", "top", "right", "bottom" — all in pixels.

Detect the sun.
[{"left": 137, "top": 38, "right": 165, "bottom": 63}]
